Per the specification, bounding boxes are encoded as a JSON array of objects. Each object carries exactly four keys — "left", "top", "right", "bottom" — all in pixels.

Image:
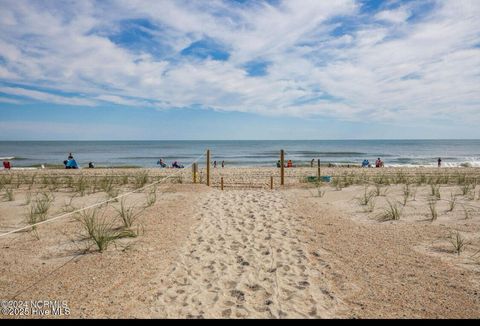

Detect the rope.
[{"left": 0, "top": 152, "right": 205, "bottom": 239}]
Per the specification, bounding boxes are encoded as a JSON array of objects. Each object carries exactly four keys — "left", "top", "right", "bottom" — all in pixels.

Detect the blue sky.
[{"left": 0, "top": 0, "right": 479, "bottom": 140}]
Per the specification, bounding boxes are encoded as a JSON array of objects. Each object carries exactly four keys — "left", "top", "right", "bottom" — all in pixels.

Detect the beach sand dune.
[
  {"left": 150, "top": 190, "right": 336, "bottom": 318},
  {"left": 1, "top": 167, "right": 479, "bottom": 318}
]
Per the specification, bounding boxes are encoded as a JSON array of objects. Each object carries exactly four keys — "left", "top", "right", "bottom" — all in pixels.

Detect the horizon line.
[{"left": 0, "top": 139, "right": 480, "bottom": 142}]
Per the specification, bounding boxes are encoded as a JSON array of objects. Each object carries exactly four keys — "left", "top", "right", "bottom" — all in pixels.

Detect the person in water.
[
  {"left": 214, "top": 161, "right": 217, "bottom": 168},
  {"left": 438, "top": 157, "right": 442, "bottom": 167},
  {"left": 221, "top": 161, "right": 225, "bottom": 168}
]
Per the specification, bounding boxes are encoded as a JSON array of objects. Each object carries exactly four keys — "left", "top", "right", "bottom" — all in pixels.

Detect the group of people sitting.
[
  {"left": 64, "top": 153, "right": 79, "bottom": 169},
  {"left": 362, "top": 158, "right": 384, "bottom": 168},
  {"left": 157, "top": 159, "right": 184, "bottom": 168},
  {"left": 63, "top": 153, "right": 94, "bottom": 169},
  {"left": 276, "top": 159, "right": 294, "bottom": 168}
]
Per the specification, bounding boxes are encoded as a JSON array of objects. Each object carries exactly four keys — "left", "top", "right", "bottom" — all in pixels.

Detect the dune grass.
[
  {"left": 430, "top": 184, "right": 441, "bottom": 200},
  {"left": 377, "top": 200, "right": 402, "bottom": 222},
  {"left": 78, "top": 208, "right": 134, "bottom": 252},
  {"left": 4, "top": 188, "right": 15, "bottom": 201},
  {"left": 427, "top": 198, "right": 438, "bottom": 222},
  {"left": 449, "top": 231, "right": 468, "bottom": 256},
  {"left": 115, "top": 199, "right": 142, "bottom": 229},
  {"left": 134, "top": 171, "right": 149, "bottom": 189},
  {"left": 447, "top": 192, "right": 457, "bottom": 212},
  {"left": 28, "top": 192, "right": 54, "bottom": 222},
  {"left": 356, "top": 186, "right": 374, "bottom": 206},
  {"left": 145, "top": 186, "right": 157, "bottom": 207}
]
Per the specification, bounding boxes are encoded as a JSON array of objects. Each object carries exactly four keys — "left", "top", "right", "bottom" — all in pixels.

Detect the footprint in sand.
[{"left": 151, "top": 190, "right": 334, "bottom": 318}]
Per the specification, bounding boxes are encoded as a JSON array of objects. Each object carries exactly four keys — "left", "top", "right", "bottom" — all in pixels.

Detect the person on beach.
[
  {"left": 214, "top": 161, "right": 217, "bottom": 168},
  {"left": 157, "top": 159, "right": 167, "bottom": 168},
  {"left": 68, "top": 152, "right": 73, "bottom": 160},
  {"left": 276, "top": 160, "right": 281, "bottom": 168},
  {"left": 287, "top": 160, "right": 293, "bottom": 168},
  {"left": 438, "top": 158, "right": 442, "bottom": 167},
  {"left": 66, "top": 158, "right": 79, "bottom": 169},
  {"left": 311, "top": 159, "right": 315, "bottom": 167},
  {"left": 172, "top": 161, "right": 184, "bottom": 168},
  {"left": 375, "top": 158, "right": 384, "bottom": 168},
  {"left": 362, "top": 159, "right": 369, "bottom": 168},
  {"left": 222, "top": 161, "right": 225, "bottom": 168},
  {"left": 3, "top": 160, "right": 11, "bottom": 170},
  {"left": 88, "top": 162, "right": 95, "bottom": 168}
]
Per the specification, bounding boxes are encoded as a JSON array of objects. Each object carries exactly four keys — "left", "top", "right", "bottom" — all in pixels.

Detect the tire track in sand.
[{"left": 151, "top": 190, "right": 333, "bottom": 318}]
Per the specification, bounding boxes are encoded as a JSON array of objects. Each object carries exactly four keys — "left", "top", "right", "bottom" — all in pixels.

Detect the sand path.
[{"left": 150, "top": 190, "right": 333, "bottom": 318}]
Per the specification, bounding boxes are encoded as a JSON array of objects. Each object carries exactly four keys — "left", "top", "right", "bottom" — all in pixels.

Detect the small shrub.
[
  {"left": 447, "top": 193, "right": 457, "bottom": 212},
  {"left": 74, "top": 176, "right": 87, "bottom": 196},
  {"left": 462, "top": 205, "right": 472, "bottom": 220},
  {"left": 365, "top": 197, "right": 376, "bottom": 213},
  {"left": 62, "top": 195, "right": 77, "bottom": 213},
  {"left": 460, "top": 184, "right": 472, "bottom": 196},
  {"left": 431, "top": 184, "right": 441, "bottom": 199},
  {"left": 378, "top": 200, "right": 402, "bottom": 221},
  {"left": 357, "top": 186, "right": 374, "bottom": 206},
  {"left": 24, "top": 191, "right": 32, "bottom": 206},
  {"left": 449, "top": 231, "right": 468, "bottom": 256},
  {"left": 428, "top": 199, "right": 438, "bottom": 222},
  {"left": 29, "top": 192, "right": 54, "bottom": 222},
  {"left": 115, "top": 199, "right": 141, "bottom": 229},
  {"left": 134, "top": 171, "right": 149, "bottom": 189},
  {"left": 145, "top": 187, "right": 157, "bottom": 207},
  {"left": 402, "top": 184, "right": 411, "bottom": 206},
  {"left": 78, "top": 209, "right": 131, "bottom": 252}
]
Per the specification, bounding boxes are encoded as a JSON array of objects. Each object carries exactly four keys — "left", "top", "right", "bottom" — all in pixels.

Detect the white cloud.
[
  {"left": 375, "top": 7, "right": 411, "bottom": 24},
  {"left": 0, "top": 0, "right": 479, "bottom": 125},
  {"left": 0, "top": 87, "right": 97, "bottom": 106}
]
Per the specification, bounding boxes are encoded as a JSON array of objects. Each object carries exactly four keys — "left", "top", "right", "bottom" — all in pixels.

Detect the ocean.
[{"left": 0, "top": 140, "right": 479, "bottom": 168}]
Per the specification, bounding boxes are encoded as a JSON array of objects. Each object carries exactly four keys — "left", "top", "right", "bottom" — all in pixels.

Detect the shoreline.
[{"left": 3, "top": 163, "right": 480, "bottom": 170}]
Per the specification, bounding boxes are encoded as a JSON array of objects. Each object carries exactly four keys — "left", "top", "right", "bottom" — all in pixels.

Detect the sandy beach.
[{"left": 0, "top": 166, "right": 479, "bottom": 318}]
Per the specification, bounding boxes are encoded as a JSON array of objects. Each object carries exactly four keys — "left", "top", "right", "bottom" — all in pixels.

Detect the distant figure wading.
[{"left": 438, "top": 157, "right": 442, "bottom": 167}]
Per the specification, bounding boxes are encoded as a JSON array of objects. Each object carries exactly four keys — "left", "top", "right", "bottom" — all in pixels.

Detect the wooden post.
[
  {"left": 270, "top": 176, "right": 273, "bottom": 190},
  {"left": 280, "top": 149, "right": 285, "bottom": 186},
  {"left": 193, "top": 163, "right": 198, "bottom": 183},
  {"left": 206, "top": 149, "right": 210, "bottom": 186},
  {"left": 221, "top": 177, "right": 224, "bottom": 191},
  {"left": 317, "top": 159, "right": 321, "bottom": 180}
]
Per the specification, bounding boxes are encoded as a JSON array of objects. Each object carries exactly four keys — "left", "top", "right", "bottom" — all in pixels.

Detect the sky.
[{"left": 0, "top": 0, "right": 479, "bottom": 140}]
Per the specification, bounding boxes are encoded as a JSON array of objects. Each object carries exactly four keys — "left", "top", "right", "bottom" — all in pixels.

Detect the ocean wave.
[
  {"left": 118, "top": 156, "right": 198, "bottom": 160},
  {"left": 385, "top": 160, "right": 480, "bottom": 168},
  {"left": 0, "top": 156, "right": 32, "bottom": 161}
]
